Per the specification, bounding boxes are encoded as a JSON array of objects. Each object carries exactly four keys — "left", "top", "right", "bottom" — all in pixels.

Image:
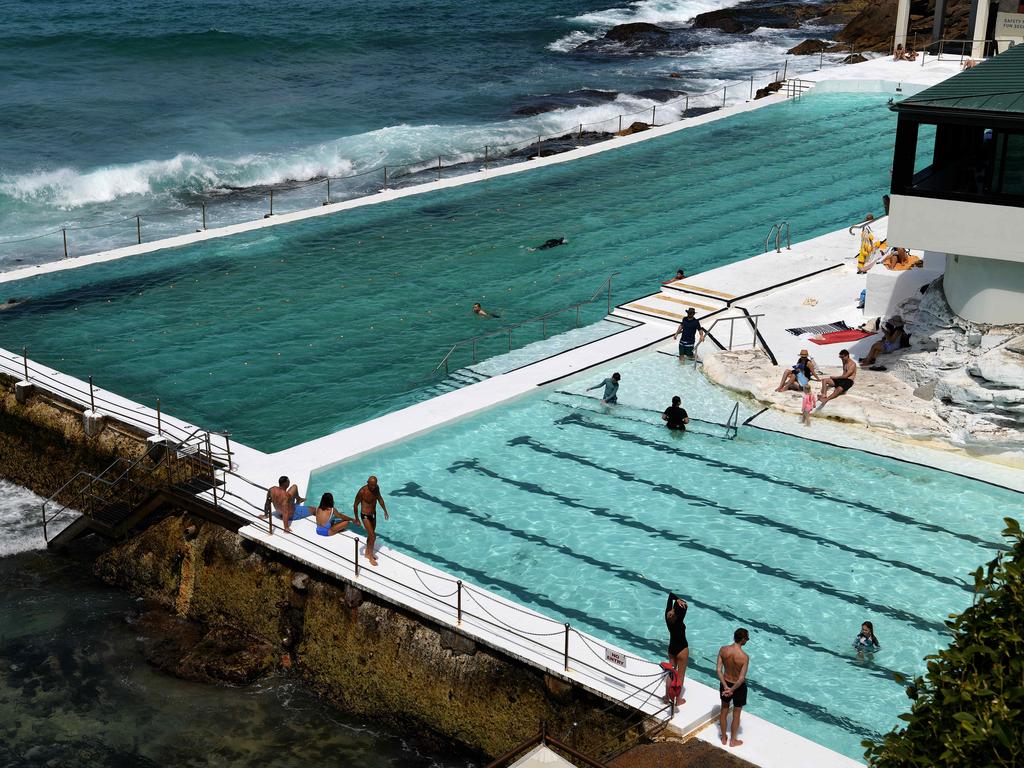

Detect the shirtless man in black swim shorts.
[
  {"left": 354, "top": 475, "right": 390, "bottom": 566},
  {"left": 817, "top": 349, "right": 857, "bottom": 409},
  {"left": 717, "top": 628, "right": 750, "bottom": 747}
]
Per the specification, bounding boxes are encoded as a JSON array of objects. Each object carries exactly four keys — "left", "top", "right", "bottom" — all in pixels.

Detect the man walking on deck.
[
  {"left": 717, "top": 628, "right": 750, "bottom": 748},
  {"left": 260, "top": 476, "right": 306, "bottom": 534},
  {"left": 354, "top": 476, "right": 390, "bottom": 566},
  {"left": 673, "top": 307, "right": 705, "bottom": 359}
]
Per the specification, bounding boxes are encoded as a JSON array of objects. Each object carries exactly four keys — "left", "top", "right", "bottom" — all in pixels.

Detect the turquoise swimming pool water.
[
  {"left": 0, "top": 92, "right": 899, "bottom": 452},
  {"left": 309, "top": 353, "right": 1018, "bottom": 760}
]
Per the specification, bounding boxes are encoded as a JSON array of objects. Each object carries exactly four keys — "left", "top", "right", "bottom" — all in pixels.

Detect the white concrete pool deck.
[{"left": 1, "top": 55, "right": 995, "bottom": 768}]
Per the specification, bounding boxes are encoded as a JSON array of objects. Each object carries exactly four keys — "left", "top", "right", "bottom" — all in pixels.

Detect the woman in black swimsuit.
[{"left": 665, "top": 592, "right": 688, "bottom": 705}]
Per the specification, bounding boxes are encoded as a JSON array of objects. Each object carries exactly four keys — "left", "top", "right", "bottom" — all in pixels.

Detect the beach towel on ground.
[{"left": 809, "top": 329, "right": 875, "bottom": 345}]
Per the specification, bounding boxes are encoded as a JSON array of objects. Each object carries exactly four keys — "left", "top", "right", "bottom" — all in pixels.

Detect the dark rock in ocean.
[
  {"left": 842, "top": 52, "right": 868, "bottom": 64},
  {"left": 508, "top": 130, "right": 615, "bottom": 159},
  {"left": 836, "top": 0, "right": 971, "bottom": 53},
  {"left": 604, "top": 22, "right": 670, "bottom": 44},
  {"left": 574, "top": 22, "right": 672, "bottom": 53},
  {"left": 138, "top": 610, "right": 276, "bottom": 686},
  {"left": 514, "top": 88, "right": 618, "bottom": 116},
  {"left": 788, "top": 38, "right": 831, "bottom": 55},
  {"left": 692, "top": 3, "right": 811, "bottom": 33},
  {"left": 635, "top": 88, "right": 686, "bottom": 102},
  {"left": 619, "top": 121, "right": 651, "bottom": 136},
  {"left": 754, "top": 81, "right": 784, "bottom": 100}
]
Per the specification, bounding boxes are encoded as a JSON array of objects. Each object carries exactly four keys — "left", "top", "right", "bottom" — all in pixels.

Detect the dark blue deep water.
[{"left": 0, "top": 0, "right": 834, "bottom": 263}]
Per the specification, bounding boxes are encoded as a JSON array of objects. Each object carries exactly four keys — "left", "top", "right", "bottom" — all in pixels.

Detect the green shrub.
[{"left": 864, "top": 518, "right": 1023, "bottom": 767}]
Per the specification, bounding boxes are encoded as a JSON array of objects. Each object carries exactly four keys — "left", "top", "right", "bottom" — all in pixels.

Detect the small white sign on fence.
[{"left": 605, "top": 648, "right": 627, "bottom": 668}]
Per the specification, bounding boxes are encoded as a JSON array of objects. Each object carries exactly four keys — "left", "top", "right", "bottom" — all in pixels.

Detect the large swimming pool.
[
  {"left": 0, "top": 92, "right": 899, "bottom": 452},
  {"left": 308, "top": 353, "right": 1017, "bottom": 760}
]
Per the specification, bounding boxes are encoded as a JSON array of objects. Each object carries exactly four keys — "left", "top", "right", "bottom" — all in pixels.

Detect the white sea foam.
[
  {"left": 567, "top": 0, "right": 741, "bottom": 28},
  {"left": 547, "top": 30, "right": 597, "bottom": 53},
  {"left": 0, "top": 481, "right": 49, "bottom": 557}
]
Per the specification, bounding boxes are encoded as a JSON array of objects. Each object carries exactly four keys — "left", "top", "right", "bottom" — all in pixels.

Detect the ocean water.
[
  {"left": 0, "top": 487, "right": 475, "bottom": 767},
  {"left": 0, "top": 91, "right": 898, "bottom": 452},
  {"left": 309, "top": 353, "right": 1019, "bottom": 760},
  {"left": 0, "top": 0, "right": 838, "bottom": 263}
]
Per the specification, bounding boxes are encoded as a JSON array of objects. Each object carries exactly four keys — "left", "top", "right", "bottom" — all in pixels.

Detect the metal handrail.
[
  {"left": 430, "top": 272, "right": 619, "bottom": 377},
  {"left": 764, "top": 222, "right": 791, "bottom": 254},
  {"left": 920, "top": 37, "right": 1015, "bottom": 66},
  {"left": 702, "top": 313, "right": 766, "bottom": 354},
  {"left": 724, "top": 402, "right": 741, "bottom": 439}
]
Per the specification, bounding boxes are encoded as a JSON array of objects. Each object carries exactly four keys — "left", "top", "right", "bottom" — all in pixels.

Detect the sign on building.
[{"left": 995, "top": 12, "right": 1024, "bottom": 51}]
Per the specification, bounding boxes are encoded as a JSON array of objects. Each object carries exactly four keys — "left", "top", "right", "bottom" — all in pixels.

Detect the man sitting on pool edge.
[
  {"left": 260, "top": 475, "right": 306, "bottom": 534},
  {"left": 817, "top": 349, "right": 857, "bottom": 409}
]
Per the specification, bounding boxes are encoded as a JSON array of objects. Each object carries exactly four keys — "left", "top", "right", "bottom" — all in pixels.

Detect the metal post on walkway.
[
  {"left": 650, "top": 105, "right": 656, "bottom": 125},
  {"left": 88, "top": 375, "right": 95, "bottom": 411},
  {"left": 201, "top": 202, "right": 207, "bottom": 230},
  {"left": 783, "top": 60, "right": 788, "bottom": 81},
  {"left": 457, "top": 580, "right": 462, "bottom": 625},
  {"left": 684, "top": 94, "right": 688, "bottom": 117},
  {"left": 325, "top": 178, "right": 330, "bottom": 205},
  {"left": 383, "top": 166, "right": 388, "bottom": 190},
  {"left": 722, "top": 86, "right": 727, "bottom": 108},
  {"left": 156, "top": 398, "right": 162, "bottom": 434},
  {"left": 21, "top": 347, "right": 28, "bottom": 382},
  {"left": 268, "top": 190, "right": 274, "bottom": 217},
  {"left": 618, "top": 114, "right": 622, "bottom": 133},
  {"left": 578, "top": 123, "right": 583, "bottom": 141},
  {"left": 483, "top": 145, "right": 489, "bottom": 170},
  {"left": 750, "top": 75, "right": 754, "bottom": 99},
  {"left": 563, "top": 623, "right": 570, "bottom": 671},
  {"left": 354, "top": 537, "right": 360, "bottom": 577},
  {"left": 437, "top": 155, "right": 442, "bottom": 181},
  {"left": 62, "top": 229, "right": 68, "bottom": 258},
  {"left": 135, "top": 215, "right": 141, "bottom": 244}
]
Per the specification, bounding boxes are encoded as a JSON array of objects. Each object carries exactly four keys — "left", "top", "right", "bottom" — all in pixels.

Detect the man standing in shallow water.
[
  {"left": 717, "top": 628, "right": 750, "bottom": 748},
  {"left": 354, "top": 476, "right": 390, "bottom": 566}
]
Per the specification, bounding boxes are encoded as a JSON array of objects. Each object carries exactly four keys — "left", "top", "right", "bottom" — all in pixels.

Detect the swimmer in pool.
[
  {"left": 313, "top": 492, "right": 354, "bottom": 537},
  {"left": 473, "top": 303, "right": 500, "bottom": 318},
  {"left": 587, "top": 372, "right": 620, "bottom": 404},
  {"left": 529, "top": 236, "right": 566, "bottom": 251},
  {"left": 853, "top": 621, "right": 881, "bottom": 657}
]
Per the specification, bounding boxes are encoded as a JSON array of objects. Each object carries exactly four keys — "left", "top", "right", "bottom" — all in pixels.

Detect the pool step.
[
  {"left": 616, "top": 291, "right": 723, "bottom": 325},
  {"left": 421, "top": 367, "right": 491, "bottom": 397}
]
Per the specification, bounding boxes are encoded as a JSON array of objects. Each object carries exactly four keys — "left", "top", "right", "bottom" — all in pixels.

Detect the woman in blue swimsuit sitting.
[{"left": 313, "top": 493, "right": 354, "bottom": 537}]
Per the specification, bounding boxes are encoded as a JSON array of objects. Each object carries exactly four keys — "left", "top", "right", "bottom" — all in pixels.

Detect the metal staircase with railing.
[{"left": 41, "top": 428, "right": 232, "bottom": 550}]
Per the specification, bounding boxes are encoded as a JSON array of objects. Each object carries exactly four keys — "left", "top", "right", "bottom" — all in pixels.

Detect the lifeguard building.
[{"left": 886, "top": 41, "right": 1024, "bottom": 324}]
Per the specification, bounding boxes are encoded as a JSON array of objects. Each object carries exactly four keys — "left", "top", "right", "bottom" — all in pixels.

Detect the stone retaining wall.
[{"left": 95, "top": 514, "right": 646, "bottom": 759}]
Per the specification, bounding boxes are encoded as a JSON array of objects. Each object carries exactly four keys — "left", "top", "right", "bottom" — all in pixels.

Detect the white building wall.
[
  {"left": 888, "top": 195, "right": 1024, "bottom": 264},
  {"left": 944, "top": 252, "right": 1024, "bottom": 323}
]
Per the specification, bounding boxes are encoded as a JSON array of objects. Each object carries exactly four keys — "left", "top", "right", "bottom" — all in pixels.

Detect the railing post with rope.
[
  {"left": 62, "top": 229, "right": 68, "bottom": 258},
  {"left": 483, "top": 145, "right": 489, "bottom": 170},
  {"left": 457, "top": 580, "right": 462, "bottom": 625},
  {"left": 156, "top": 398, "right": 162, "bottom": 434},
  {"left": 21, "top": 347, "right": 28, "bottom": 382},
  {"left": 563, "top": 623, "right": 570, "bottom": 671},
  {"left": 88, "top": 375, "right": 95, "bottom": 411},
  {"left": 325, "top": 178, "right": 331, "bottom": 205},
  {"left": 201, "top": 203, "right": 207, "bottom": 230},
  {"left": 354, "top": 536, "right": 360, "bottom": 577},
  {"left": 135, "top": 216, "right": 141, "bottom": 244},
  {"left": 383, "top": 166, "right": 388, "bottom": 190}
]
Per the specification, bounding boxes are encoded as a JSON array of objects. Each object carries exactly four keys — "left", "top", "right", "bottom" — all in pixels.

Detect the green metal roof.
[{"left": 894, "top": 43, "right": 1024, "bottom": 117}]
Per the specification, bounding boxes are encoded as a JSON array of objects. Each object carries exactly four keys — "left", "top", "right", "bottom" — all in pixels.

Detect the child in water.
[
  {"left": 801, "top": 382, "right": 816, "bottom": 426},
  {"left": 853, "top": 621, "right": 881, "bottom": 657}
]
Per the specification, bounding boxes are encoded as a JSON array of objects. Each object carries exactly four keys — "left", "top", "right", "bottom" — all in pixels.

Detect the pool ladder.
[{"left": 765, "top": 221, "right": 791, "bottom": 253}]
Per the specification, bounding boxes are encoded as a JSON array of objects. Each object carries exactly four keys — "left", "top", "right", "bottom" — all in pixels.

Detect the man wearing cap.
[
  {"left": 860, "top": 316, "right": 905, "bottom": 367},
  {"left": 672, "top": 307, "right": 705, "bottom": 359},
  {"left": 775, "top": 349, "right": 818, "bottom": 392}
]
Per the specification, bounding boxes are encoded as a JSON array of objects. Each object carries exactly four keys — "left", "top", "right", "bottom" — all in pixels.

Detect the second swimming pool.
[
  {"left": 309, "top": 353, "right": 1017, "bottom": 760},
  {"left": 0, "top": 91, "right": 902, "bottom": 451}
]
